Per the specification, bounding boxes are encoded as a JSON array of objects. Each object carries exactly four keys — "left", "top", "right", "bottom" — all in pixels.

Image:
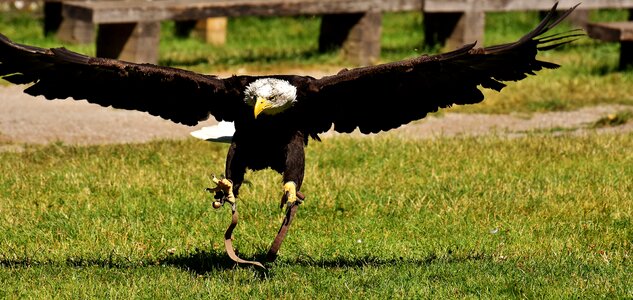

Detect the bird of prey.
[{"left": 0, "top": 3, "right": 579, "bottom": 267}]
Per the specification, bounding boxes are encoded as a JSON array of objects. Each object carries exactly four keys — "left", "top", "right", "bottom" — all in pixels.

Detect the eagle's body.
[
  {"left": 0, "top": 3, "right": 580, "bottom": 265},
  {"left": 230, "top": 113, "right": 308, "bottom": 193}
]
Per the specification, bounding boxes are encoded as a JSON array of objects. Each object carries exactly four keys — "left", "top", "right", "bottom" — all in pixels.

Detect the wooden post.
[
  {"left": 423, "top": 10, "right": 484, "bottom": 49},
  {"left": 194, "top": 17, "right": 228, "bottom": 45},
  {"left": 620, "top": 41, "right": 633, "bottom": 69},
  {"left": 57, "top": 18, "right": 94, "bottom": 44},
  {"left": 45, "top": 1, "right": 94, "bottom": 43},
  {"left": 626, "top": 8, "right": 633, "bottom": 69},
  {"left": 43, "top": 1, "right": 63, "bottom": 36},
  {"left": 319, "top": 12, "right": 382, "bottom": 66},
  {"left": 96, "top": 22, "right": 161, "bottom": 64}
]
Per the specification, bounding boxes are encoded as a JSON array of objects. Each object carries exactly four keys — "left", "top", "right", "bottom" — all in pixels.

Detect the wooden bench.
[
  {"left": 62, "top": 0, "right": 411, "bottom": 65},
  {"left": 58, "top": 0, "right": 633, "bottom": 65},
  {"left": 587, "top": 21, "right": 633, "bottom": 69}
]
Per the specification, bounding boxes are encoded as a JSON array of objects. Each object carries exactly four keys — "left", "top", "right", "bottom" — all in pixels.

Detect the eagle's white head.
[{"left": 244, "top": 78, "right": 297, "bottom": 118}]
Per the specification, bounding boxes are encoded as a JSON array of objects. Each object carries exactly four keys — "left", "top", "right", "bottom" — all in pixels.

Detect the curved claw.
[{"left": 207, "top": 175, "right": 236, "bottom": 209}]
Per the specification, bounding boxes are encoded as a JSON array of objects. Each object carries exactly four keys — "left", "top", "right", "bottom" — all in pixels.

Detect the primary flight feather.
[{"left": 0, "top": 3, "right": 580, "bottom": 265}]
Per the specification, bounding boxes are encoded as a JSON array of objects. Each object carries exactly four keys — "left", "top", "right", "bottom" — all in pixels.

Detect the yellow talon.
[{"left": 282, "top": 181, "right": 297, "bottom": 207}]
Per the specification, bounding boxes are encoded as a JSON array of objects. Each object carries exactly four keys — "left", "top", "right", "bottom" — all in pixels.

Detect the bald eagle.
[{"left": 0, "top": 4, "right": 579, "bottom": 266}]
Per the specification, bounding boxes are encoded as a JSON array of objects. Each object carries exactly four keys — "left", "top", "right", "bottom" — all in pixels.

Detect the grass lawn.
[{"left": 0, "top": 135, "right": 631, "bottom": 298}]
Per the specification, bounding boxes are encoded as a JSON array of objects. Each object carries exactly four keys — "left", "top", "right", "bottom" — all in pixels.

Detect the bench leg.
[
  {"left": 195, "top": 18, "right": 228, "bottom": 46},
  {"left": 423, "top": 11, "right": 484, "bottom": 49},
  {"left": 620, "top": 41, "right": 633, "bottom": 70},
  {"left": 43, "top": 2, "right": 63, "bottom": 36},
  {"left": 96, "top": 22, "right": 160, "bottom": 64},
  {"left": 45, "top": 2, "right": 94, "bottom": 43},
  {"left": 57, "top": 18, "right": 94, "bottom": 44},
  {"left": 620, "top": 8, "right": 633, "bottom": 70},
  {"left": 319, "top": 12, "right": 382, "bottom": 66}
]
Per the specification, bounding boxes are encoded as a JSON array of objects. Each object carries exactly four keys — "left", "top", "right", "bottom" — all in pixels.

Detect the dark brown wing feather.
[
  {"left": 300, "top": 3, "right": 581, "bottom": 134},
  {"left": 0, "top": 35, "right": 247, "bottom": 125}
]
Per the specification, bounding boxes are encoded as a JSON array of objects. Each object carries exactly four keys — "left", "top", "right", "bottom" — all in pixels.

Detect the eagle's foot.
[
  {"left": 206, "top": 175, "right": 236, "bottom": 209},
  {"left": 280, "top": 181, "right": 300, "bottom": 209}
]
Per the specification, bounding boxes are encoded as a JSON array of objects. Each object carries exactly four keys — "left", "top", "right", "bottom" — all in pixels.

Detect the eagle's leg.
[
  {"left": 265, "top": 133, "right": 306, "bottom": 262},
  {"left": 224, "top": 141, "right": 246, "bottom": 197},
  {"left": 206, "top": 142, "right": 246, "bottom": 208},
  {"left": 280, "top": 132, "right": 305, "bottom": 208}
]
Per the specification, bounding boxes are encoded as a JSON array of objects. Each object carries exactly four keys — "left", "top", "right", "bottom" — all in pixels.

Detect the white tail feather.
[{"left": 190, "top": 121, "right": 235, "bottom": 143}]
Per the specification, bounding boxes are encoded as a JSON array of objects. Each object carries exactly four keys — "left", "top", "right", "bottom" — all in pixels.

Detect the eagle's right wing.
[
  {"left": 300, "top": 3, "right": 581, "bottom": 135},
  {"left": 0, "top": 34, "right": 249, "bottom": 125}
]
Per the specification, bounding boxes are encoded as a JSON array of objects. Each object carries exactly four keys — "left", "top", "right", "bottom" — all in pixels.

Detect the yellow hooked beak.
[{"left": 254, "top": 97, "right": 272, "bottom": 119}]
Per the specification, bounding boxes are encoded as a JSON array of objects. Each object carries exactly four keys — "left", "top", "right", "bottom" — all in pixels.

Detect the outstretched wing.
[
  {"left": 301, "top": 3, "right": 581, "bottom": 134},
  {"left": 0, "top": 35, "right": 248, "bottom": 125}
]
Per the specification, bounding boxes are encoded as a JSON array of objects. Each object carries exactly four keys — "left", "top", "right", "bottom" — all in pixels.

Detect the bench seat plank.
[
  {"left": 63, "top": 0, "right": 633, "bottom": 24},
  {"left": 63, "top": 0, "right": 419, "bottom": 23},
  {"left": 424, "top": 0, "right": 633, "bottom": 12}
]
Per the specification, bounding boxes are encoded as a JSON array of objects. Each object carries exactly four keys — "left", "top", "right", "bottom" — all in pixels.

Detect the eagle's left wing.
[
  {"left": 299, "top": 3, "right": 581, "bottom": 135},
  {"left": 0, "top": 34, "right": 249, "bottom": 125}
]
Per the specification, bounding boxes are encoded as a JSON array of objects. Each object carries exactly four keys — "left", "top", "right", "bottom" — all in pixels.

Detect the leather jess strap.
[
  {"left": 224, "top": 191, "right": 305, "bottom": 269},
  {"left": 223, "top": 206, "right": 265, "bottom": 269}
]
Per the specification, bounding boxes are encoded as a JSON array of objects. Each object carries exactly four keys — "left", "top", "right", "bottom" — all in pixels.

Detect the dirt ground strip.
[{"left": 1, "top": 84, "right": 632, "bottom": 150}]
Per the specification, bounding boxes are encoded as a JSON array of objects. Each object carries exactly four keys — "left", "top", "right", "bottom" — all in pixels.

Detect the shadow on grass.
[
  {"left": 0, "top": 249, "right": 267, "bottom": 276},
  {"left": 160, "top": 249, "right": 259, "bottom": 274},
  {"left": 0, "top": 250, "right": 241, "bottom": 274},
  {"left": 154, "top": 249, "right": 492, "bottom": 279},
  {"left": 0, "top": 248, "right": 491, "bottom": 278},
  {"left": 285, "top": 249, "right": 490, "bottom": 269},
  {"left": 159, "top": 249, "right": 277, "bottom": 278}
]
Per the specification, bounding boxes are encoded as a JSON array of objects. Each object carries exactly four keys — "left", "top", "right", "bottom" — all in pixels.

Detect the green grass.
[{"left": 0, "top": 135, "right": 631, "bottom": 298}]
